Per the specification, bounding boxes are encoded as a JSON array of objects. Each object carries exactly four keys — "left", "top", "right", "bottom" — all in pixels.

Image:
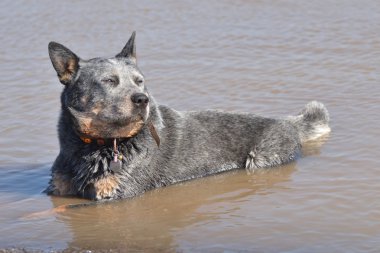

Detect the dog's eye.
[
  {"left": 135, "top": 78, "right": 144, "bottom": 85},
  {"left": 101, "top": 77, "right": 119, "bottom": 86}
]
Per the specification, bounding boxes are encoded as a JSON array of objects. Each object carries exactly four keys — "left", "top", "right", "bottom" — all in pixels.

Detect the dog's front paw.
[{"left": 84, "top": 175, "right": 120, "bottom": 200}]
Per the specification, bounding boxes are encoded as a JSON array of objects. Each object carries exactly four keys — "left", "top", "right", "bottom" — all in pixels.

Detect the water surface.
[{"left": 0, "top": 0, "right": 379, "bottom": 252}]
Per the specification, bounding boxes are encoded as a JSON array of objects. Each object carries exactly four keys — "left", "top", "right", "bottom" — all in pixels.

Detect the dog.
[{"left": 45, "top": 32, "right": 330, "bottom": 200}]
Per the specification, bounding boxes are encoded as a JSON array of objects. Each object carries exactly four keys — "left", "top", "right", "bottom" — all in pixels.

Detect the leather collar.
[{"left": 78, "top": 122, "right": 160, "bottom": 147}]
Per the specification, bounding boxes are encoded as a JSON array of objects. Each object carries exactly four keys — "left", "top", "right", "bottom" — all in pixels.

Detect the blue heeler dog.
[{"left": 45, "top": 32, "right": 330, "bottom": 200}]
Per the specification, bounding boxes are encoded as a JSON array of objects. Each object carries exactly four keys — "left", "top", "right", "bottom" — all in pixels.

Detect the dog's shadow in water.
[
  {"left": 51, "top": 167, "right": 293, "bottom": 251},
  {"left": 48, "top": 137, "right": 329, "bottom": 252}
]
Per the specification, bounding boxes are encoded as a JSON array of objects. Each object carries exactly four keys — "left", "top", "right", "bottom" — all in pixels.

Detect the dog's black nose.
[{"left": 131, "top": 93, "right": 149, "bottom": 107}]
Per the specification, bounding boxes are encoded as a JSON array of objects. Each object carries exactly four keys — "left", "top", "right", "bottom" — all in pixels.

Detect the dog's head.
[{"left": 49, "top": 32, "right": 150, "bottom": 139}]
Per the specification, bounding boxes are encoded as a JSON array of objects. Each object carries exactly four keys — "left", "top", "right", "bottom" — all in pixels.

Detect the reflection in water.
[
  {"left": 301, "top": 134, "right": 331, "bottom": 157},
  {"left": 52, "top": 164, "right": 296, "bottom": 252}
]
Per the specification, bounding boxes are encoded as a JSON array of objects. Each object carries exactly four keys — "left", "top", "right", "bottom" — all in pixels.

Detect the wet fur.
[{"left": 45, "top": 32, "right": 330, "bottom": 200}]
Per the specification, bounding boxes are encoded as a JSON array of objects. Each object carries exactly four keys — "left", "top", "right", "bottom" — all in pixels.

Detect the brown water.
[{"left": 0, "top": 0, "right": 379, "bottom": 252}]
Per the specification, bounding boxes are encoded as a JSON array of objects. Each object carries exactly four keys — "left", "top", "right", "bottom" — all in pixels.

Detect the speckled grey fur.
[{"left": 45, "top": 32, "right": 330, "bottom": 200}]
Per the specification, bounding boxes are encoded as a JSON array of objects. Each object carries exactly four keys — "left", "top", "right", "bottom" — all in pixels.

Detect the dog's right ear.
[
  {"left": 48, "top": 42, "right": 80, "bottom": 85},
  {"left": 116, "top": 31, "right": 137, "bottom": 63}
]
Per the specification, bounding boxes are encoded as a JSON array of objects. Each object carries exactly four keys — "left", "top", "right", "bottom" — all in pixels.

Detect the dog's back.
[{"left": 153, "top": 102, "right": 329, "bottom": 178}]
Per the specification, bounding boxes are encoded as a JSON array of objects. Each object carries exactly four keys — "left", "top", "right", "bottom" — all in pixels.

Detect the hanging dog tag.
[
  {"left": 109, "top": 159, "right": 122, "bottom": 173},
  {"left": 110, "top": 152, "right": 122, "bottom": 173}
]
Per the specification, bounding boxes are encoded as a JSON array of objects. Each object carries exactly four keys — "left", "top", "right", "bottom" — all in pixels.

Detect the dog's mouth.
[{"left": 68, "top": 107, "right": 145, "bottom": 139}]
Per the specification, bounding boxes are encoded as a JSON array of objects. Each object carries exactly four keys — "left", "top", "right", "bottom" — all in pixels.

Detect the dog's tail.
[{"left": 288, "top": 101, "right": 331, "bottom": 143}]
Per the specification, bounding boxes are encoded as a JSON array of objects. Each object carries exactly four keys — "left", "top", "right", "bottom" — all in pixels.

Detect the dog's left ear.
[{"left": 116, "top": 31, "right": 136, "bottom": 63}]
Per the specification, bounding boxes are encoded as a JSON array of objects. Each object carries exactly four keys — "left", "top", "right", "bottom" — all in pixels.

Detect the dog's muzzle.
[{"left": 68, "top": 107, "right": 145, "bottom": 139}]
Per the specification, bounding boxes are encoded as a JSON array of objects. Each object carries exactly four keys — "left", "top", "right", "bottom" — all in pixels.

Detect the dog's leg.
[
  {"left": 50, "top": 172, "right": 75, "bottom": 196},
  {"left": 22, "top": 201, "right": 110, "bottom": 219},
  {"left": 245, "top": 147, "right": 289, "bottom": 171},
  {"left": 245, "top": 130, "right": 301, "bottom": 171}
]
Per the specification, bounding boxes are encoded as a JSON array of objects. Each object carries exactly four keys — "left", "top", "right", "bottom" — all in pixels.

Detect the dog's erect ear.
[
  {"left": 116, "top": 31, "right": 136, "bottom": 63},
  {"left": 48, "top": 42, "right": 80, "bottom": 85}
]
